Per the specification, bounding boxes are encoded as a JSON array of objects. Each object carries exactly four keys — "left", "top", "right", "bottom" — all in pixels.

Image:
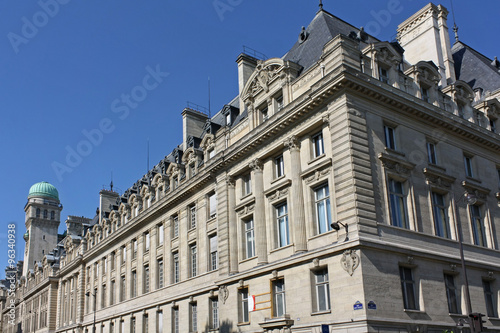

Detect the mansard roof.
[
  {"left": 452, "top": 41, "right": 500, "bottom": 95},
  {"left": 284, "top": 8, "right": 379, "bottom": 74}
]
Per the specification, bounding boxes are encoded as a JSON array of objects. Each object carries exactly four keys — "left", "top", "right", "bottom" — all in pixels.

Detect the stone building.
[{"left": 2, "top": 2, "right": 500, "bottom": 332}]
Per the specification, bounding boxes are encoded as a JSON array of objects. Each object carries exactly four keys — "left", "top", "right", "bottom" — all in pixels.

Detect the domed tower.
[{"left": 23, "top": 181, "right": 62, "bottom": 277}]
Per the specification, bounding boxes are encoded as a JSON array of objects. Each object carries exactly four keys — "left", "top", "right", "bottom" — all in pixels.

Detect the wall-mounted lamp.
[{"left": 331, "top": 221, "right": 349, "bottom": 241}]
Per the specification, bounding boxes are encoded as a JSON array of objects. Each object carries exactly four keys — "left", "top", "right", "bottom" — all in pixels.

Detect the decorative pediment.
[
  {"left": 405, "top": 61, "right": 441, "bottom": 85},
  {"left": 461, "top": 180, "right": 490, "bottom": 202},
  {"left": 423, "top": 168, "right": 456, "bottom": 189},
  {"left": 264, "top": 179, "right": 292, "bottom": 201},
  {"left": 363, "top": 42, "right": 403, "bottom": 67},
  {"left": 166, "top": 162, "right": 184, "bottom": 177},
  {"left": 475, "top": 97, "right": 500, "bottom": 119},
  {"left": 378, "top": 153, "right": 415, "bottom": 176},
  {"left": 200, "top": 133, "right": 215, "bottom": 150},
  {"left": 235, "top": 198, "right": 256, "bottom": 217}
]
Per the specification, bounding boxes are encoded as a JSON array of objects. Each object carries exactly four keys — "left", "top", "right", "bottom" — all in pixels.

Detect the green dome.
[{"left": 28, "top": 181, "right": 59, "bottom": 200}]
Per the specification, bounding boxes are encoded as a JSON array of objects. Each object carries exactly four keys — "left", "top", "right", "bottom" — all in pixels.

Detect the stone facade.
[{"left": 2, "top": 3, "right": 500, "bottom": 333}]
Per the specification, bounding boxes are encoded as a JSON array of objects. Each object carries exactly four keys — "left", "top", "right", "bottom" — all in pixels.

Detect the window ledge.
[
  {"left": 270, "top": 243, "right": 294, "bottom": 254},
  {"left": 311, "top": 310, "right": 331, "bottom": 316},
  {"left": 384, "top": 147, "right": 406, "bottom": 157},
  {"left": 308, "top": 153, "right": 326, "bottom": 165},
  {"left": 465, "top": 176, "right": 482, "bottom": 183},
  {"left": 448, "top": 313, "right": 466, "bottom": 318},
  {"left": 237, "top": 322, "right": 250, "bottom": 327},
  {"left": 403, "top": 309, "right": 425, "bottom": 314},
  {"left": 270, "top": 175, "right": 286, "bottom": 185}
]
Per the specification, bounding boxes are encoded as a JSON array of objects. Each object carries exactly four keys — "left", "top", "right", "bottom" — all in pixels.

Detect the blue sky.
[{"left": 0, "top": 0, "right": 498, "bottom": 280}]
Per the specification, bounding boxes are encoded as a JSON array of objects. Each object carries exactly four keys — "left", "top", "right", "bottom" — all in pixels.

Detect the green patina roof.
[{"left": 28, "top": 181, "right": 59, "bottom": 200}]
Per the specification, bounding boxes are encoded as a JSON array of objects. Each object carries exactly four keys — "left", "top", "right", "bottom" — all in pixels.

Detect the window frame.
[
  {"left": 314, "top": 184, "right": 332, "bottom": 235},
  {"left": 427, "top": 142, "right": 437, "bottom": 165},
  {"left": 210, "top": 297, "right": 219, "bottom": 329},
  {"left": 157, "top": 258, "right": 164, "bottom": 289},
  {"left": 244, "top": 217, "right": 256, "bottom": 259},
  {"left": 275, "top": 155, "right": 284, "bottom": 179},
  {"left": 275, "top": 202, "right": 290, "bottom": 248},
  {"left": 190, "top": 244, "right": 197, "bottom": 278},
  {"left": 209, "top": 235, "right": 218, "bottom": 271},
  {"left": 312, "top": 132, "right": 325, "bottom": 158},
  {"left": 443, "top": 273, "right": 460, "bottom": 314},
  {"left": 431, "top": 192, "right": 451, "bottom": 238},
  {"left": 242, "top": 174, "right": 252, "bottom": 197},
  {"left": 399, "top": 266, "right": 418, "bottom": 310},
  {"left": 388, "top": 178, "right": 410, "bottom": 229},
  {"left": 483, "top": 280, "right": 497, "bottom": 318},
  {"left": 272, "top": 278, "right": 286, "bottom": 317},
  {"left": 312, "top": 268, "right": 331, "bottom": 313},
  {"left": 464, "top": 155, "right": 474, "bottom": 178},
  {"left": 238, "top": 287, "right": 249, "bottom": 323},
  {"left": 469, "top": 205, "right": 487, "bottom": 247},
  {"left": 384, "top": 125, "right": 397, "bottom": 150}
]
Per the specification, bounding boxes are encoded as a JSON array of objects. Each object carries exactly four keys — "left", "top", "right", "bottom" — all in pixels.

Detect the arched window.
[
  {"left": 36, "top": 208, "right": 40, "bottom": 218},
  {"left": 43, "top": 210, "right": 48, "bottom": 219},
  {"left": 50, "top": 211, "right": 55, "bottom": 220}
]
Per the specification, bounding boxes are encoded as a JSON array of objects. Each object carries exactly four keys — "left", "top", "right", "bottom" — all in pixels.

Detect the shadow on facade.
[{"left": 204, "top": 320, "right": 234, "bottom": 333}]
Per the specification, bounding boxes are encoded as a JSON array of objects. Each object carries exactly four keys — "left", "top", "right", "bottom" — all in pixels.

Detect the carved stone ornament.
[
  {"left": 249, "top": 158, "right": 263, "bottom": 171},
  {"left": 348, "top": 108, "right": 366, "bottom": 119},
  {"left": 378, "top": 153, "right": 415, "bottom": 176},
  {"left": 322, "top": 113, "right": 331, "bottom": 124},
  {"left": 341, "top": 249, "right": 360, "bottom": 276},
  {"left": 268, "top": 188, "right": 289, "bottom": 201},
  {"left": 219, "top": 285, "right": 229, "bottom": 304},
  {"left": 226, "top": 176, "right": 235, "bottom": 188},
  {"left": 313, "top": 258, "right": 320, "bottom": 268},
  {"left": 283, "top": 135, "right": 300, "bottom": 150},
  {"left": 423, "top": 168, "right": 455, "bottom": 189},
  {"left": 305, "top": 168, "right": 331, "bottom": 184},
  {"left": 236, "top": 203, "right": 255, "bottom": 216}
]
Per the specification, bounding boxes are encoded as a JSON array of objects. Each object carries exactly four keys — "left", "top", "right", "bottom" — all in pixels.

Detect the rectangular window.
[
  {"left": 470, "top": 205, "right": 486, "bottom": 247},
  {"left": 244, "top": 218, "right": 255, "bottom": 259},
  {"left": 143, "top": 314, "right": 148, "bottom": 333},
  {"left": 122, "top": 246, "right": 127, "bottom": 264},
  {"left": 173, "top": 252, "right": 179, "bottom": 283},
  {"left": 189, "top": 206, "right": 197, "bottom": 229},
  {"left": 209, "top": 235, "right": 218, "bottom": 271},
  {"left": 399, "top": 266, "right": 418, "bottom": 310},
  {"left": 242, "top": 174, "right": 252, "bottom": 196},
  {"left": 120, "top": 276, "right": 126, "bottom": 302},
  {"left": 315, "top": 185, "right": 332, "bottom": 234},
  {"left": 172, "top": 307, "right": 179, "bottom": 333},
  {"left": 276, "top": 95, "right": 284, "bottom": 111},
  {"left": 379, "top": 67, "right": 389, "bottom": 84},
  {"left": 312, "top": 132, "right": 324, "bottom": 158},
  {"left": 432, "top": 192, "right": 450, "bottom": 238},
  {"left": 497, "top": 168, "right": 500, "bottom": 189},
  {"left": 173, "top": 215, "right": 179, "bottom": 238},
  {"left": 421, "top": 87, "right": 429, "bottom": 103},
  {"left": 464, "top": 155, "right": 474, "bottom": 178},
  {"left": 384, "top": 125, "right": 396, "bottom": 150},
  {"left": 190, "top": 303, "right": 198, "bottom": 332},
  {"left": 276, "top": 203, "right": 290, "bottom": 247},
  {"left": 275, "top": 155, "right": 284, "bottom": 178},
  {"left": 102, "top": 284, "right": 106, "bottom": 308},
  {"left": 110, "top": 280, "right": 115, "bottom": 306},
  {"left": 483, "top": 280, "right": 497, "bottom": 318},
  {"left": 238, "top": 288, "right": 249, "bottom": 323},
  {"left": 313, "top": 269, "right": 331, "bottom": 312},
  {"left": 110, "top": 252, "right": 115, "bottom": 271},
  {"left": 209, "top": 193, "right": 217, "bottom": 219},
  {"left": 210, "top": 298, "right": 219, "bottom": 329},
  {"left": 131, "top": 317, "right": 136, "bottom": 333},
  {"left": 158, "top": 224, "right": 164, "bottom": 245},
  {"left": 444, "top": 273, "right": 460, "bottom": 314},
  {"left": 131, "top": 270, "right": 137, "bottom": 298},
  {"left": 157, "top": 259, "right": 164, "bottom": 289},
  {"left": 490, "top": 119, "right": 497, "bottom": 133},
  {"left": 388, "top": 179, "right": 409, "bottom": 229},
  {"left": 132, "top": 239, "right": 137, "bottom": 259},
  {"left": 272, "top": 278, "right": 286, "bottom": 317},
  {"left": 261, "top": 107, "right": 268, "bottom": 123},
  {"left": 157, "top": 311, "right": 163, "bottom": 333},
  {"left": 427, "top": 142, "right": 437, "bottom": 164},
  {"left": 190, "top": 244, "right": 197, "bottom": 277},
  {"left": 144, "top": 232, "right": 150, "bottom": 252},
  {"left": 143, "top": 265, "right": 150, "bottom": 293}
]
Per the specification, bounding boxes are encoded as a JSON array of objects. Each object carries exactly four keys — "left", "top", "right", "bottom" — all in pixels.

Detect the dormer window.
[
  {"left": 379, "top": 67, "right": 389, "bottom": 84},
  {"left": 261, "top": 107, "right": 269, "bottom": 123},
  {"left": 226, "top": 113, "right": 231, "bottom": 126},
  {"left": 421, "top": 86, "right": 430, "bottom": 103}
]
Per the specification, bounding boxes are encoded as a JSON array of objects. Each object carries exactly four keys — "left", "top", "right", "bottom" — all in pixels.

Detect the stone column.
[
  {"left": 227, "top": 177, "right": 238, "bottom": 274},
  {"left": 250, "top": 159, "right": 267, "bottom": 264},
  {"left": 284, "top": 136, "right": 307, "bottom": 253}
]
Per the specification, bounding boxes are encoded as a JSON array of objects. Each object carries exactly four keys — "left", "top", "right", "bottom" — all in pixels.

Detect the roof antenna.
[
  {"left": 450, "top": 0, "right": 459, "bottom": 42},
  {"left": 110, "top": 171, "right": 113, "bottom": 192},
  {"left": 147, "top": 138, "right": 151, "bottom": 186},
  {"left": 208, "top": 77, "right": 211, "bottom": 118}
]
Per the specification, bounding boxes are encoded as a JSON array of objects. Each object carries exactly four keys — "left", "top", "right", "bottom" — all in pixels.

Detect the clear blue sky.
[{"left": 0, "top": 0, "right": 498, "bottom": 280}]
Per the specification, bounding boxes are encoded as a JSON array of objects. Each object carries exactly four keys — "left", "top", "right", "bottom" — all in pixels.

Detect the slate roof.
[
  {"left": 452, "top": 41, "right": 500, "bottom": 95},
  {"left": 284, "top": 9, "right": 379, "bottom": 74}
]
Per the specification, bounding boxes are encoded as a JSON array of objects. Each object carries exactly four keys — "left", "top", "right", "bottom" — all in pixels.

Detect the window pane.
[{"left": 389, "top": 179, "right": 408, "bottom": 228}]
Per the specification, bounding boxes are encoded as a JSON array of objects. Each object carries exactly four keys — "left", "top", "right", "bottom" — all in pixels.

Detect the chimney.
[
  {"left": 182, "top": 108, "right": 208, "bottom": 151},
  {"left": 397, "top": 4, "right": 456, "bottom": 86},
  {"left": 236, "top": 53, "right": 258, "bottom": 109}
]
